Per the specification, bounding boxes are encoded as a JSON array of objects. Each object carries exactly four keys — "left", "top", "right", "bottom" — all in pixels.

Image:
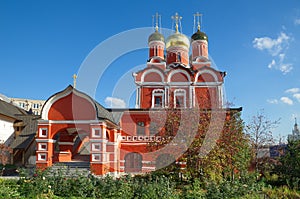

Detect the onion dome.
[
  {"left": 191, "top": 27, "right": 208, "bottom": 41},
  {"left": 166, "top": 32, "right": 190, "bottom": 49},
  {"left": 148, "top": 28, "right": 165, "bottom": 43}
]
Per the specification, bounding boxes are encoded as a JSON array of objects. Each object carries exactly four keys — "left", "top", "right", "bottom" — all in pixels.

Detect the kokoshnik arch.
[{"left": 35, "top": 13, "right": 241, "bottom": 176}]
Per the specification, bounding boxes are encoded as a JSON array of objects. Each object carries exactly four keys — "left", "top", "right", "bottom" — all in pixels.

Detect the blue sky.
[{"left": 1, "top": 0, "right": 300, "bottom": 140}]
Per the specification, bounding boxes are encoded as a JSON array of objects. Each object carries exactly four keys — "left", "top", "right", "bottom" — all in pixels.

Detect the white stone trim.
[
  {"left": 91, "top": 143, "right": 102, "bottom": 151},
  {"left": 174, "top": 89, "right": 187, "bottom": 108},
  {"left": 141, "top": 68, "right": 164, "bottom": 83},
  {"left": 39, "top": 120, "right": 102, "bottom": 124},
  {"left": 58, "top": 142, "right": 73, "bottom": 145},
  {"left": 39, "top": 128, "right": 48, "bottom": 138},
  {"left": 38, "top": 143, "right": 47, "bottom": 151},
  {"left": 151, "top": 89, "right": 165, "bottom": 108},
  {"left": 167, "top": 69, "right": 191, "bottom": 83},
  {"left": 37, "top": 153, "right": 47, "bottom": 161},
  {"left": 148, "top": 40, "right": 165, "bottom": 47},
  {"left": 193, "top": 82, "right": 222, "bottom": 86},
  {"left": 142, "top": 167, "right": 156, "bottom": 170},
  {"left": 194, "top": 69, "right": 219, "bottom": 83},
  {"left": 121, "top": 143, "right": 148, "bottom": 145},
  {"left": 90, "top": 139, "right": 108, "bottom": 143},
  {"left": 41, "top": 86, "right": 97, "bottom": 120},
  {"left": 36, "top": 139, "right": 56, "bottom": 143}
]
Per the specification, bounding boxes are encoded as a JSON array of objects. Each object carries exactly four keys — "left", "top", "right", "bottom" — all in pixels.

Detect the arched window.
[
  {"left": 125, "top": 152, "right": 142, "bottom": 173},
  {"left": 136, "top": 121, "right": 145, "bottom": 136},
  {"left": 177, "top": 52, "right": 181, "bottom": 62},
  {"left": 152, "top": 89, "right": 164, "bottom": 108},
  {"left": 174, "top": 89, "right": 186, "bottom": 108}
]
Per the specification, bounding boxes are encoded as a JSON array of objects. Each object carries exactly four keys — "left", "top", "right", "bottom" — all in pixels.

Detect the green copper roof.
[
  {"left": 148, "top": 31, "right": 165, "bottom": 43},
  {"left": 191, "top": 29, "right": 208, "bottom": 41}
]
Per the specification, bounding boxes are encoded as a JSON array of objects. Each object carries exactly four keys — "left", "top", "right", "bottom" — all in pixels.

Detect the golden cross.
[
  {"left": 194, "top": 12, "right": 202, "bottom": 31},
  {"left": 73, "top": 74, "right": 77, "bottom": 88},
  {"left": 154, "top": 12, "right": 160, "bottom": 31},
  {"left": 171, "top": 12, "right": 182, "bottom": 32}
]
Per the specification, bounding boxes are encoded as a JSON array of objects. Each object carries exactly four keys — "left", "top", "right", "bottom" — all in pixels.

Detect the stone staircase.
[{"left": 49, "top": 161, "right": 91, "bottom": 177}]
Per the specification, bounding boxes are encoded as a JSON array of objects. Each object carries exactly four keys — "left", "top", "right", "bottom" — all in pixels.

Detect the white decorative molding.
[
  {"left": 39, "top": 128, "right": 48, "bottom": 138},
  {"left": 37, "top": 153, "right": 47, "bottom": 161},
  {"left": 58, "top": 142, "right": 74, "bottom": 145},
  {"left": 174, "top": 89, "right": 187, "bottom": 108},
  {"left": 151, "top": 89, "right": 165, "bottom": 108},
  {"left": 91, "top": 143, "right": 102, "bottom": 151},
  {"left": 36, "top": 139, "right": 56, "bottom": 143},
  {"left": 141, "top": 68, "right": 165, "bottom": 83},
  {"left": 41, "top": 86, "right": 97, "bottom": 120},
  {"left": 167, "top": 69, "right": 191, "bottom": 83},
  {"left": 92, "top": 128, "right": 102, "bottom": 138},
  {"left": 38, "top": 143, "right": 47, "bottom": 151},
  {"left": 194, "top": 69, "right": 219, "bottom": 83}
]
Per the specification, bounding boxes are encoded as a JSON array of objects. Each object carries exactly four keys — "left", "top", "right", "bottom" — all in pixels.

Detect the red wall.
[{"left": 48, "top": 93, "right": 96, "bottom": 120}]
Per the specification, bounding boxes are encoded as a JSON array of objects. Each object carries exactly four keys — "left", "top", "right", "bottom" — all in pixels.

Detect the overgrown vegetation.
[
  {"left": 1, "top": 111, "right": 300, "bottom": 198},
  {"left": 0, "top": 169, "right": 299, "bottom": 199}
]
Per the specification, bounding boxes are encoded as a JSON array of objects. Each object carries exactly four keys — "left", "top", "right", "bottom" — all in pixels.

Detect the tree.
[
  {"left": 245, "top": 110, "right": 280, "bottom": 174},
  {"left": 148, "top": 109, "right": 251, "bottom": 183},
  {"left": 275, "top": 139, "right": 300, "bottom": 189},
  {"left": 0, "top": 141, "right": 13, "bottom": 175}
]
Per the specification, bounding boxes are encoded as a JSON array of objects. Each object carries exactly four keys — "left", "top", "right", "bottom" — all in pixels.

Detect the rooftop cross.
[
  {"left": 153, "top": 12, "right": 161, "bottom": 32},
  {"left": 171, "top": 12, "right": 182, "bottom": 33},
  {"left": 73, "top": 74, "right": 77, "bottom": 88},
  {"left": 193, "top": 12, "right": 203, "bottom": 32}
]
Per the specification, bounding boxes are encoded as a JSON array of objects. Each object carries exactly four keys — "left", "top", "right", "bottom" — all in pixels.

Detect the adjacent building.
[
  {"left": 10, "top": 98, "right": 45, "bottom": 115},
  {"left": 0, "top": 99, "right": 38, "bottom": 166},
  {"left": 288, "top": 118, "right": 300, "bottom": 142}
]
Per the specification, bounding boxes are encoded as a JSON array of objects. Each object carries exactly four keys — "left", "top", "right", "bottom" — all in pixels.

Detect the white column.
[
  {"left": 135, "top": 87, "right": 140, "bottom": 108},
  {"left": 189, "top": 86, "right": 193, "bottom": 108}
]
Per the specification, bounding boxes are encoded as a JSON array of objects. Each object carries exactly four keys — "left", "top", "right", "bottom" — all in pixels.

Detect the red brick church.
[{"left": 35, "top": 13, "right": 239, "bottom": 176}]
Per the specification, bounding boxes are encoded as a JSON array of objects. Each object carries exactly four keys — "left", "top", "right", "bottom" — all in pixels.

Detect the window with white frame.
[
  {"left": 92, "top": 143, "right": 102, "bottom": 151},
  {"left": 92, "top": 154, "right": 101, "bottom": 161},
  {"left": 19, "top": 102, "right": 25, "bottom": 108},
  {"left": 38, "top": 143, "right": 47, "bottom": 151},
  {"left": 174, "top": 89, "right": 186, "bottom": 108},
  {"left": 38, "top": 153, "right": 47, "bottom": 161},
  {"left": 32, "top": 103, "right": 39, "bottom": 109},
  {"left": 152, "top": 89, "right": 164, "bottom": 108},
  {"left": 92, "top": 128, "right": 102, "bottom": 138},
  {"left": 39, "top": 128, "right": 48, "bottom": 137}
]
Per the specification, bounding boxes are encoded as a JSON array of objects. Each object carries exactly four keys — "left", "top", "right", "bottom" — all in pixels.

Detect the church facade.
[{"left": 35, "top": 13, "right": 240, "bottom": 176}]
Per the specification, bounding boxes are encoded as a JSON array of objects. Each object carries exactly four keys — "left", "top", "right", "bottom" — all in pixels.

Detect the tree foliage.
[
  {"left": 245, "top": 110, "right": 280, "bottom": 173},
  {"left": 148, "top": 108, "right": 251, "bottom": 183},
  {"left": 275, "top": 139, "right": 300, "bottom": 190}
]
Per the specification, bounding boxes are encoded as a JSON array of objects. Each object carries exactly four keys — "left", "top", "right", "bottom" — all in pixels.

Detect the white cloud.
[
  {"left": 279, "top": 63, "right": 293, "bottom": 74},
  {"left": 105, "top": 97, "right": 126, "bottom": 108},
  {"left": 280, "top": 97, "right": 293, "bottom": 105},
  {"left": 268, "top": 59, "right": 276, "bottom": 69},
  {"left": 279, "top": 53, "right": 285, "bottom": 62},
  {"left": 253, "top": 32, "right": 293, "bottom": 74},
  {"left": 267, "top": 99, "right": 279, "bottom": 104},
  {"left": 267, "top": 59, "right": 292, "bottom": 74},
  {"left": 294, "top": 18, "right": 300, "bottom": 26},
  {"left": 253, "top": 32, "right": 290, "bottom": 56},
  {"left": 293, "top": 93, "right": 300, "bottom": 102},
  {"left": 285, "top": 88, "right": 300, "bottom": 94}
]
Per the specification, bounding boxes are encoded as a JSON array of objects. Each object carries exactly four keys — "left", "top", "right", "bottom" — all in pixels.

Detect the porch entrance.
[{"left": 52, "top": 128, "right": 90, "bottom": 163}]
